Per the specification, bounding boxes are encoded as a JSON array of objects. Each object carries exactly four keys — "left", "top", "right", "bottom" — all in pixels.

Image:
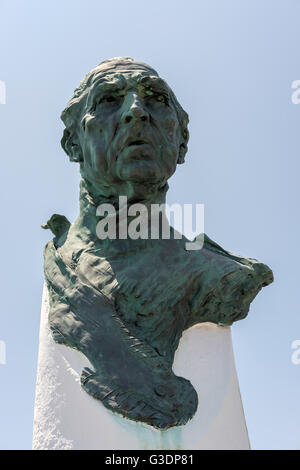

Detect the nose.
[{"left": 121, "top": 91, "right": 149, "bottom": 124}]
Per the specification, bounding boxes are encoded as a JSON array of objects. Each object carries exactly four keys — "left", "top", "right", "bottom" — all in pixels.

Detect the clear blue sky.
[{"left": 0, "top": 0, "right": 299, "bottom": 450}]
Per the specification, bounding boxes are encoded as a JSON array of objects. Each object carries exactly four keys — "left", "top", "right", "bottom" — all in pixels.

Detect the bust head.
[{"left": 61, "top": 57, "right": 189, "bottom": 200}]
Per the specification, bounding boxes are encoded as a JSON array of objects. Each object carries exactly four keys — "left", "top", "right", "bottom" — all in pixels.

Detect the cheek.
[
  {"left": 81, "top": 116, "right": 109, "bottom": 172},
  {"left": 158, "top": 115, "right": 181, "bottom": 171},
  {"left": 84, "top": 114, "right": 108, "bottom": 139},
  {"left": 160, "top": 113, "right": 180, "bottom": 142}
]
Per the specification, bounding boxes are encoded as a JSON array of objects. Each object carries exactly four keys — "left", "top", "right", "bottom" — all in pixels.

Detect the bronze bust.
[{"left": 43, "top": 57, "right": 273, "bottom": 430}]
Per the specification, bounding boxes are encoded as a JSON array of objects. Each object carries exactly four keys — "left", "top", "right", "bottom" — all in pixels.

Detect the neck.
[{"left": 72, "top": 179, "right": 171, "bottom": 253}]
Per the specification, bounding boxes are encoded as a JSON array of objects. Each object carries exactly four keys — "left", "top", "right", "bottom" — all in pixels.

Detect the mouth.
[
  {"left": 116, "top": 136, "right": 153, "bottom": 162},
  {"left": 127, "top": 140, "right": 149, "bottom": 147}
]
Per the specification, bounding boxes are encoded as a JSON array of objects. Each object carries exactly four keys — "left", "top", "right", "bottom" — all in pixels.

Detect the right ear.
[{"left": 61, "top": 128, "right": 83, "bottom": 163}]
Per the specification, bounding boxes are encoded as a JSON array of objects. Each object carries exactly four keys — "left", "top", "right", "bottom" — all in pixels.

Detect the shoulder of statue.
[{"left": 185, "top": 233, "right": 274, "bottom": 327}]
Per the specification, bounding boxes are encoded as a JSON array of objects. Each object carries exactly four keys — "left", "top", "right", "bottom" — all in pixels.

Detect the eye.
[
  {"left": 144, "top": 89, "right": 168, "bottom": 105},
  {"left": 96, "top": 94, "right": 119, "bottom": 106},
  {"left": 156, "top": 95, "right": 167, "bottom": 103},
  {"left": 153, "top": 93, "right": 169, "bottom": 105},
  {"left": 105, "top": 95, "right": 116, "bottom": 103}
]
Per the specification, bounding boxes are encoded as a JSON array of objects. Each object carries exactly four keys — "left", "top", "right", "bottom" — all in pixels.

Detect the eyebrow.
[
  {"left": 138, "top": 76, "right": 169, "bottom": 94},
  {"left": 94, "top": 74, "right": 168, "bottom": 92},
  {"left": 91, "top": 79, "right": 125, "bottom": 95},
  {"left": 85, "top": 79, "right": 123, "bottom": 111},
  {"left": 87, "top": 74, "right": 170, "bottom": 110}
]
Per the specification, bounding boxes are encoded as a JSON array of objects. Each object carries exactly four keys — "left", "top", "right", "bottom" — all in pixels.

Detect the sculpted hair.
[{"left": 61, "top": 57, "right": 189, "bottom": 164}]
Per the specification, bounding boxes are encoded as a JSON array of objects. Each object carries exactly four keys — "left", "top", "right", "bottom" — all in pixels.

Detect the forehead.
[{"left": 90, "top": 68, "right": 169, "bottom": 95}]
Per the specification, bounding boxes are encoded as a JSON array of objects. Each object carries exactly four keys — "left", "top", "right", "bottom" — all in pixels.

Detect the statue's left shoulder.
[{"left": 183, "top": 234, "right": 274, "bottom": 328}]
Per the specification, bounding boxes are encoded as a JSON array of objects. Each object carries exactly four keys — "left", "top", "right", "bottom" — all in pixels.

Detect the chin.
[{"left": 118, "top": 160, "right": 164, "bottom": 183}]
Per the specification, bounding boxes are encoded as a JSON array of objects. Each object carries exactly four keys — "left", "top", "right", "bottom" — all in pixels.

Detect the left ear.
[
  {"left": 177, "top": 142, "right": 187, "bottom": 164},
  {"left": 61, "top": 128, "right": 83, "bottom": 163},
  {"left": 177, "top": 126, "right": 189, "bottom": 164}
]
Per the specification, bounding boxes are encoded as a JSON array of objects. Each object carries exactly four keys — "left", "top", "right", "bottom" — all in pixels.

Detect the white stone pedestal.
[{"left": 33, "top": 285, "right": 250, "bottom": 450}]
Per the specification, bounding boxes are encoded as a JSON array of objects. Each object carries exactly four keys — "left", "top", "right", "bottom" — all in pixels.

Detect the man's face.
[{"left": 77, "top": 66, "right": 182, "bottom": 197}]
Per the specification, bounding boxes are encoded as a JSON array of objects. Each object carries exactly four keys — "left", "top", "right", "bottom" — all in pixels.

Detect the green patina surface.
[{"left": 43, "top": 57, "right": 273, "bottom": 430}]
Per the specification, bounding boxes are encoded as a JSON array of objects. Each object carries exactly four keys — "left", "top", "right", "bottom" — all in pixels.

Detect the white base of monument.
[{"left": 32, "top": 285, "right": 250, "bottom": 450}]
